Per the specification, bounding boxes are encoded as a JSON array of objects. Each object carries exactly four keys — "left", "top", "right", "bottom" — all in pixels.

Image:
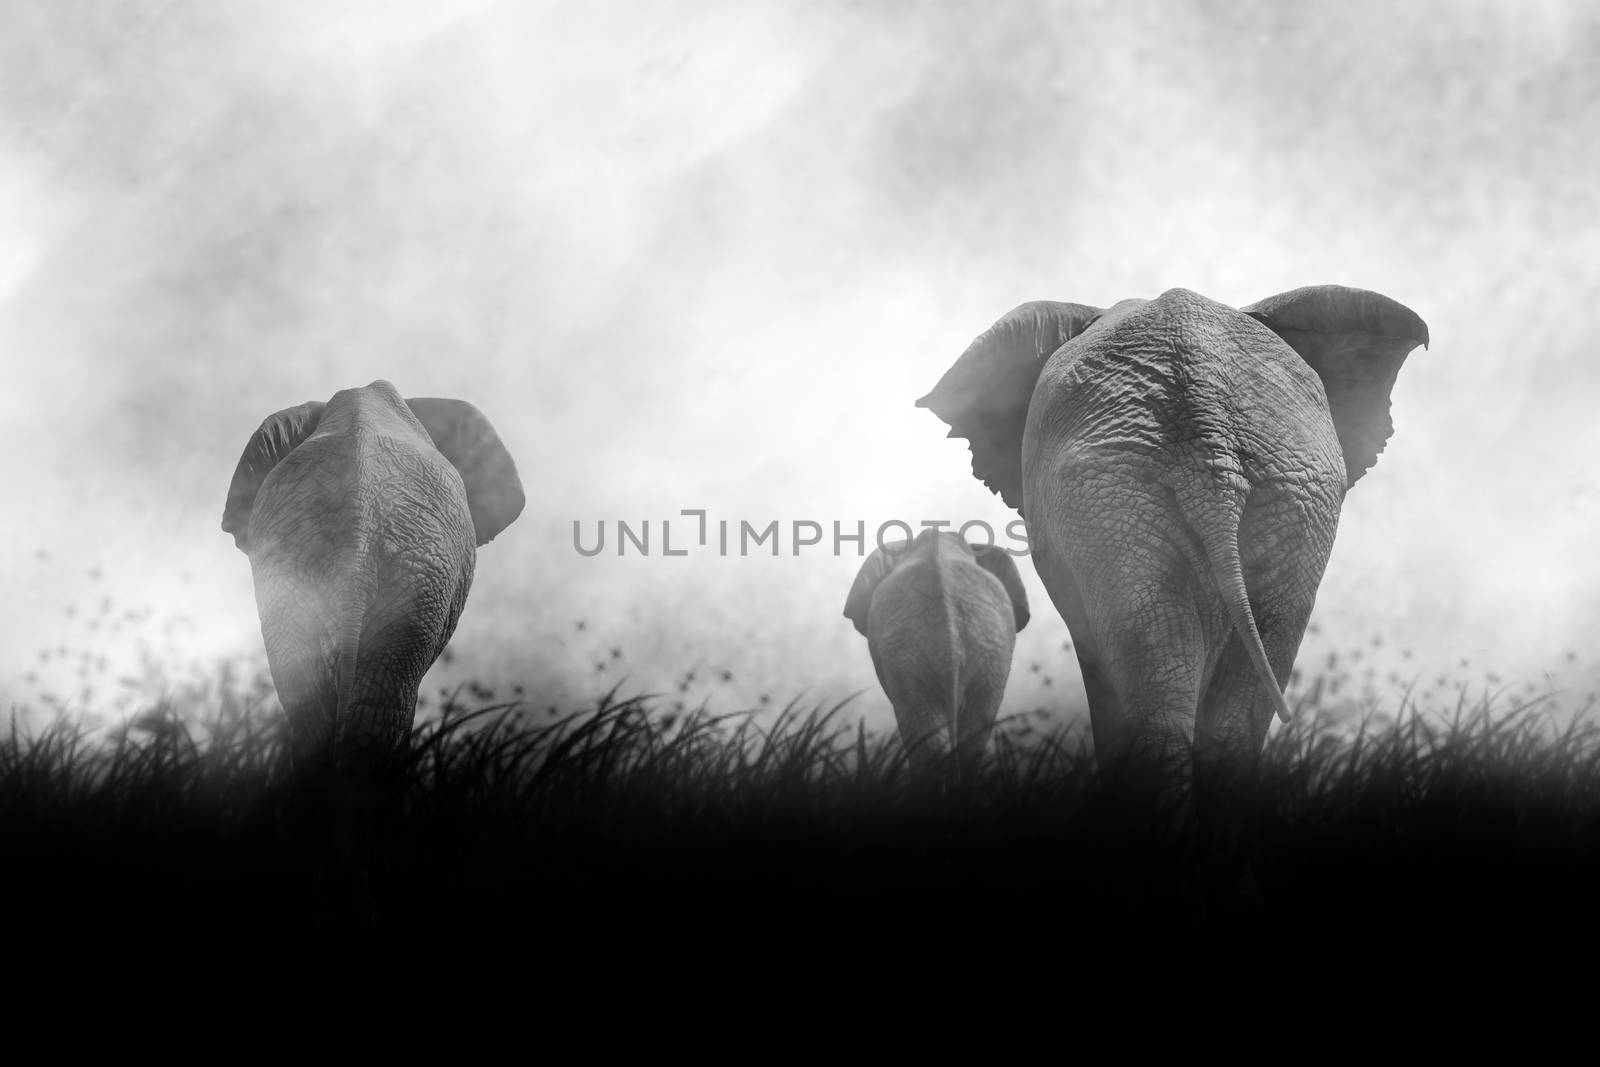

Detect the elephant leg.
[
  {"left": 898, "top": 712, "right": 955, "bottom": 785},
  {"left": 1104, "top": 593, "right": 1206, "bottom": 817},
  {"left": 1187, "top": 632, "right": 1272, "bottom": 915},
  {"left": 874, "top": 637, "right": 956, "bottom": 787},
  {"left": 953, "top": 715, "right": 993, "bottom": 783},
  {"left": 896, "top": 673, "right": 1008, "bottom": 787},
  {"left": 1192, "top": 495, "right": 1336, "bottom": 915},
  {"left": 319, "top": 685, "right": 426, "bottom": 930},
  {"left": 1194, "top": 489, "right": 1337, "bottom": 796},
  {"left": 1192, "top": 627, "right": 1289, "bottom": 797},
  {"left": 253, "top": 563, "right": 340, "bottom": 760},
  {"left": 1035, "top": 477, "right": 1208, "bottom": 799},
  {"left": 1189, "top": 626, "right": 1301, "bottom": 921},
  {"left": 252, "top": 569, "right": 370, "bottom": 924},
  {"left": 300, "top": 596, "right": 442, "bottom": 930},
  {"left": 953, "top": 663, "right": 1007, "bottom": 781},
  {"left": 310, "top": 721, "right": 408, "bottom": 931},
  {"left": 311, "top": 775, "right": 379, "bottom": 930},
  {"left": 1029, "top": 534, "right": 1121, "bottom": 759}
]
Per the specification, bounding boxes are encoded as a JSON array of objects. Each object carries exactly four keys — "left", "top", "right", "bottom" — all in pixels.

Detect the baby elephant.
[{"left": 843, "top": 530, "right": 1030, "bottom": 782}]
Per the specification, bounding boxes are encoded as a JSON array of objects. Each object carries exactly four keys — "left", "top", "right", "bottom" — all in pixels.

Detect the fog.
[{"left": 3, "top": 0, "right": 1598, "bottom": 732}]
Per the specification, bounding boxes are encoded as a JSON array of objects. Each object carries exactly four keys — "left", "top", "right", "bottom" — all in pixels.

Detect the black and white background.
[{"left": 3, "top": 1, "right": 1596, "bottom": 744}]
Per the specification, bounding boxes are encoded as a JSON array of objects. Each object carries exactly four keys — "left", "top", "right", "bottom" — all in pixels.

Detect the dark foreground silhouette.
[{"left": 6, "top": 692, "right": 1599, "bottom": 960}]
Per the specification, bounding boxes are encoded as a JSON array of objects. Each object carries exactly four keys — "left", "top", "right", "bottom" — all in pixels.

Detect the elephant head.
[
  {"left": 843, "top": 530, "right": 1030, "bottom": 782},
  {"left": 918, "top": 286, "right": 1428, "bottom": 803},
  {"left": 221, "top": 379, "right": 524, "bottom": 925}
]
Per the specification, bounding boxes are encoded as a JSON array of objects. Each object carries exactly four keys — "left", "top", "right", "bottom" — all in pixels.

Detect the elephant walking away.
[
  {"left": 844, "top": 530, "right": 1030, "bottom": 783},
  {"left": 917, "top": 286, "right": 1429, "bottom": 818},
  {"left": 222, "top": 380, "right": 524, "bottom": 926}
]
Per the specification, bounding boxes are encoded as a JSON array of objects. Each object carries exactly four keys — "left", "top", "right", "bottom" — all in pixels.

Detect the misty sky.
[{"left": 3, "top": 0, "right": 1598, "bottom": 732}]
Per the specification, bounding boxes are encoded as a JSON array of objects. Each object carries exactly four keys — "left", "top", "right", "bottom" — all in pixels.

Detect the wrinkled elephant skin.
[
  {"left": 919, "top": 286, "right": 1429, "bottom": 814},
  {"left": 222, "top": 379, "right": 524, "bottom": 926},
  {"left": 844, "top": 530, "right": 1029, "bottom": 783}
]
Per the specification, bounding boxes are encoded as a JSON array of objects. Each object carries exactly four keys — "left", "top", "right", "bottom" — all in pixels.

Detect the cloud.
[{"left": 3, "top": 0, "right": 1599, "bottom": 725}]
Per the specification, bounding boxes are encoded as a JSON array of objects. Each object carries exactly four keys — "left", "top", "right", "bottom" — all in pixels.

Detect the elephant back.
[
  {"left": 1025, "top": 289, "right": 1344, "bottom": 495},
  {"left": 223, "top": 384, "right": 526, "bottom": 554},
  {"left": 843, "top": 531, "right": 1028, "bottom": 640}
]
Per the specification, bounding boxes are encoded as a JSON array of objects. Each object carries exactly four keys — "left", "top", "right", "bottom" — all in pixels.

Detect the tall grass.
[{"left": 6, "top": 668, "right": 1600, "bottom": 945}]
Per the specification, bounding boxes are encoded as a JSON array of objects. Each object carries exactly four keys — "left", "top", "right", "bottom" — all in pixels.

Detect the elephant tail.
[{"left": 1177, "top": 478, "right": 1294, "bottom": 725}]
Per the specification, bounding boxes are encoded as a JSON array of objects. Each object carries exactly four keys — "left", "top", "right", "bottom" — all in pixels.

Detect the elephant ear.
[
  {"left": 842, "top": 542, "right": 907, "bottom": 637},
  {"left": 972, "top": 544, "right": 1030, "bottom": 633},
  {"left": 1244, "top": 286, "right": 1430, "bottom": 488},
  {"left": 221, "top": 400, "right": 325, "bottom": 552},
  {"left": 406, "top": 398, "right": 527, "bottom": 546},
  {"left": 916, "top": 301, "right": 1103, "bottom": 512}
]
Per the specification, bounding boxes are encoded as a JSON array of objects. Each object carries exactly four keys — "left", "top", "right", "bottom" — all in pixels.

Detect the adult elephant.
[
  {"left": 843, "top": 530, "right": 1029, "bottom": 783},
  {"left": 916, "top": 287, "right": 1428, "bottom": 813},
  {"left": 222, "top": 379, "right": 524, "bottom": 925}
]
